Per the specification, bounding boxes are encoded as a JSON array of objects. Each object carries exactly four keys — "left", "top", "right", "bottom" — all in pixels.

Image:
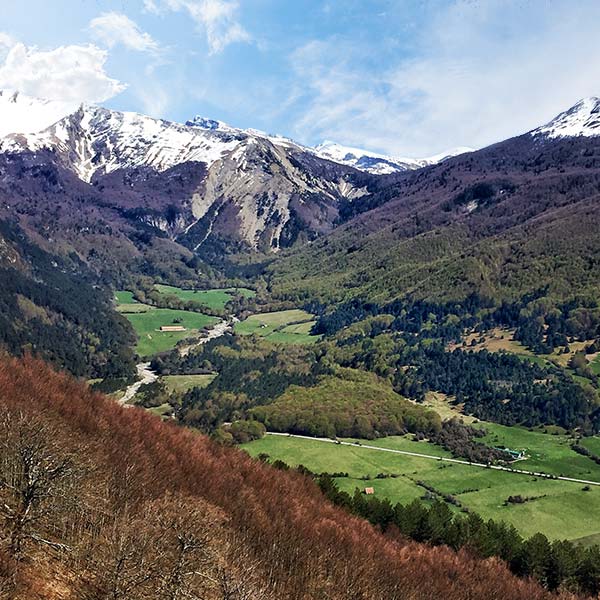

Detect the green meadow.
[
  {"left": 476, "top": 423, "right": 600, "bottom": 482},
  {"left": 154, "top": 284, "right": 255, "bottom": 310},
  {"left": 581, "top": 436, "right": 600, "bottom": 456},
  {"left": 234, "top": 309, "right": 320, "bottom": 344},
  {"left": 125, "top": 308, "right": 218, "bottom": 357},
  {"left": 114, "top": 290, "right": 139, "bottom": 304},
  {"left": 243, "top": 430, "right": 600, "bottom": 541},
  {"left": 162, "top": 373, "right": 216, "bottom": 393}
]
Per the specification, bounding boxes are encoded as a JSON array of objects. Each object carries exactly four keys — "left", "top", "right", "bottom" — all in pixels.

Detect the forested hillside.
[
  {"left": 0, "top": 220, "right": 135, "bottom": 379},
  {"left": 0, "top": 356, "right": 565, "bottom": 600},
  {"left": 269, "top": 134, "right": 600, "bottom": 305}
]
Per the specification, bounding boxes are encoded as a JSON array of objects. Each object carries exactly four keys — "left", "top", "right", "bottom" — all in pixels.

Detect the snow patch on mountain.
[
  {"left": 1, "top": 104, "right": 246, "bottom": 182},
  {"left": 0, "top": 90, "right": 78, "bottom": 137},
  {"left": 532, "top": 97, "right": 600, "bottom": 138}
]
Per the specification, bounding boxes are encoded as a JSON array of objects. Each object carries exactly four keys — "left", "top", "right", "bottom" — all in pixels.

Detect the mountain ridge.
[{"left": 0, "top": 90, "right": 468, "bottom": 177}]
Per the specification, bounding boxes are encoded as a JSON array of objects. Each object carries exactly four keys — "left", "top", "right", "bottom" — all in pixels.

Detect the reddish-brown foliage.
[{"left": 0, "top": 356, "right": 581, "bottom": 599}]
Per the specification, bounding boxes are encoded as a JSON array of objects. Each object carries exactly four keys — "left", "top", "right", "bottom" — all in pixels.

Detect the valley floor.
[{"left": 244, "top": 428, "right": 600, "bottom": 542}]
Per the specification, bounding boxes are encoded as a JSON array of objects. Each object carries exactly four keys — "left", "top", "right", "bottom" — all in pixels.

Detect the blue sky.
[{"left": 1, "top": 0, "right": 600, "bottom": 156}]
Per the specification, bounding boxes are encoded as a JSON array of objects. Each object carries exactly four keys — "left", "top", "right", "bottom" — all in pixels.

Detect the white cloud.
[
  {"left": 90, "top": 12, "right": 160, "bottom": 54},
  {"left": 0, "top": 32, "right": 16, "bottom": 51},
  {"left": 145, "top": 0, "right": 249, "bottom": 54},
  {"left": 0, "top": 42, "right": 125, "bottom": 103},
  {"left": 289, "top": 0, "right": 600, "bottom": 156}
]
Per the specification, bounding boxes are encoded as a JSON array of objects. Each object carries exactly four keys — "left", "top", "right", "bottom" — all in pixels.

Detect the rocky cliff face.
[{"left": 0, "top": 93, "right": 373, "bottom": 252}]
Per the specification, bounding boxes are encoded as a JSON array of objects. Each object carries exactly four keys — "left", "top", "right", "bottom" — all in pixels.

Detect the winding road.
[
  {"left": 120, "top": 362, "right": 158, "bottom": 406},
  {"left": 266, "top": 432, "right": 600, "bottom": 487},
  {"left": 121, "top": 317, "right": 238, "bottom": 404},
  {"left": 178, "top": 317, "right": 238, "bottom": 356}
]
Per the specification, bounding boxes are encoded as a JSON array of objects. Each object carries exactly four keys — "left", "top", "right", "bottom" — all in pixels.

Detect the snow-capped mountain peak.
[
  {"left": 0, "top": 100, "right": 249, "bottom": 182},
  {"left": 0, "top": 89, "right": 470, "bottom": 180},
  {"left": 0, "top": 89, "right": 79, "bottom": 137},
  {"left": 532, "top": 97, "right": 600, "bottom": 138},
  {"left": 186, "top": 115, "right": 233, "bottom": 131},
  {"left": 313, "top": 140, "right": 472, "bottom": 175}
]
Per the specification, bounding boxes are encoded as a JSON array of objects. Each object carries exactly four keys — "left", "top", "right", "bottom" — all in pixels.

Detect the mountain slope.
[
  {"left": 0, "top": 354, "right": 559, "bottom": 600},
  {"left": 269, "top": 99, "right": 600, "bottom": 305},
  {"left": 0, "top": 219, "right": 135, "bottom": 378},
  {"left": 0, "top": 93, "right": 375, "bottom": 253}
]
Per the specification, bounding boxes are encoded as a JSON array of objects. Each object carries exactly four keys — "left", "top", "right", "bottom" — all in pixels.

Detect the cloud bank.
[
  {"left": 290, "top": 0, "right": 600, "bottom": 156},
  {"left": 0, "top": 40, "right": 125, "bottom": 103}
]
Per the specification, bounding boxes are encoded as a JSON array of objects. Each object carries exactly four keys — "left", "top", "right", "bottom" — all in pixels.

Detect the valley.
[
  {"left": 4, "top": 4, "right": 600, "bottom": 598},
  {"left": 4, "top": 88, "right": 600, "bottom": 598}
]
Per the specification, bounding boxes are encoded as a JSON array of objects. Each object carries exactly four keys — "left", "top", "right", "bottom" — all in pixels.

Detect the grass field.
[
  {"left": 417, "top": 391, "right": 476, "bottom": 423},
  {"left": 117, "top": 304, "right": 153, "bottom": 314},
  {"left": 115, "top": 290, "right": 139, "bottom": 304},
  {"left": 476, "top": 423, "right": 600, "bottom": 481},
  {"left": 243, "top": 433, "right": 600, "bottom": 541},
  {"left": 580, "top": 436, "right": 600, "bottom": 456},
  {"left": 124, "top": 308, "right": 218, "bottom": 357},
  {"left": 154, "top": 284, "right": 255, "bottom": 310},
  {"left": 162, "top": 373, "right": 216, "bottom": 393},
  {"left": 234, "top": 309, "right": 320, "bottom": 344},
  {"left": 115, "top": 290, "right": 153, "bottom": 314}
]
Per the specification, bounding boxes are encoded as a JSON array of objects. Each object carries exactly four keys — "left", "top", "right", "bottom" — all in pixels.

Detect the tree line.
[{"left": 262, "top": 461, "right": 600, "bottom": 596}]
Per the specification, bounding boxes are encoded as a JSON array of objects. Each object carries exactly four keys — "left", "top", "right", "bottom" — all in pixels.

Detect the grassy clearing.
[
  {"left": 580, "top": 436, "right": 600, "bottom": 456},
  {"left": 235, "top": 309, "right": 320, "bottom": 344},
  {"left": 243, "top": 433, "right": 600, "bottom": 540},
  {"left": 154, "top": 284, "right": 255, "bottom": 310},
  {"left": 416, "top": 391, "right": 476, "bottom": 423},
  {"left": 115, "top": 290, "right": 139, "bottom": 304},
  {"left": 124, "top": 308, "right": 218, "bottom": 357},
  {"left": 452, "top": 327, "right": 600, "bottom": 384},
  {"left": 162, "top": 374, "right": 216, "bottom": 393},
  {"left": 115, "top": 290, "right": 153, "bottom": 313},
  {"left": 476, "top": 423, "right": 600, "bottom": 482},
  {"left": 147, "top": 403, "right": 173, "bottom": 418},
  {"left": 449, "top": 328, "right": 531, "bottom": 355},
  {"left": 117, "top": 304, "right": 153, "bottom": 314}
]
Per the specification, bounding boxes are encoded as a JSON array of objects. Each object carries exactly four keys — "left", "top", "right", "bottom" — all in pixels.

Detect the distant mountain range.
[
  {"left": 0, "top": 89, "right": 469, "bottom": 177},
  {"left": 313, "top": 140, "right": 473, "bottom": 175},
  {"left": 1, "top": 89, "right": 600, "bottom": 376}
]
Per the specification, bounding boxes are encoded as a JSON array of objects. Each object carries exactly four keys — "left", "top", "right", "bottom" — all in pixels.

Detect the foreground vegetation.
[{"left": 0, "top": 355, "right": 558, "bottom": 600}]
